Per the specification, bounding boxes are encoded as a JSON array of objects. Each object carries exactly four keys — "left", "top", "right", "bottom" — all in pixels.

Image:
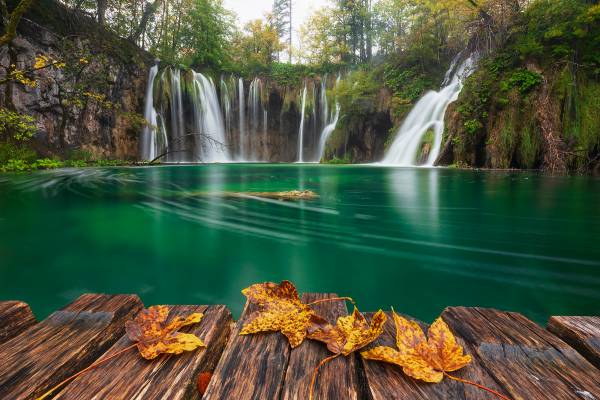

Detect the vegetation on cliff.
[{"left": 438, "top": 0, "right": 600, "bottom": 172}]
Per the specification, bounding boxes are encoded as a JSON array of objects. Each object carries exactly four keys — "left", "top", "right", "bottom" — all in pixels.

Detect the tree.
[
  {"left": 0, "top": 0, "right": 36, "bottom": 47},
  {"left": 230, "top": 18, "right": 282, "bottom": 74},
  {"left": 272, "top": 0, "right": 292, "bottom": 62}
]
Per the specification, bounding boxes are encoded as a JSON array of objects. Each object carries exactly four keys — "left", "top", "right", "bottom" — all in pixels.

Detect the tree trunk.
[{"left": 97, "top": 0, "right": 107, "bottom": 25}]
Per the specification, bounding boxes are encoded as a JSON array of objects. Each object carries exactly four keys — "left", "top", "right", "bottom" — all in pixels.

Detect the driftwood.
[
  {"left": 548, "top": 316, "right": 600, "bottom": 369},
  {"left": 361, "top": 312, "right": 505, "bottom": 400},
  {"left": 0, "top": 294, "right": 142, "bottom": 400},
  {"left": 0, "top": 301, "right": 36, "bottom": 345},
  {"left": 442, "top": 307, "right": 600, "bottom": 400},
  {"left": 185, "top": 190, "right": 319, "bottom": 201},
  {"left": 53, "top": 305, "right": 233, "bottom": 400}
]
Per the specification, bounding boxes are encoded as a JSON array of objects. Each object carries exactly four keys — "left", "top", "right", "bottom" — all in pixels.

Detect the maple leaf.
[
  {"left": 361, "top": 311, "right": 470, "bottom": 382},
  {"left": 125, "top": 305, "right": 205, "bottom": 360},
  {"left": 239, "top": 280, "right": 320, "bottom": 348},
  {"left": 308, "top": 307, "right": 387, "bottom": 355},
  {"left": 360, "top": 311, "right": 512, "bottom": 400},
  {"left": 307, "top": 307, "right": 386, "bottom": 400}
]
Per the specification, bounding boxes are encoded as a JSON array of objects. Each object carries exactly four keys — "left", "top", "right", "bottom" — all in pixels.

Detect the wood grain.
[
  {"left": 202, "top": 300, "right": 292, "bottom": 400},
  {"left": 361, "top": 312, "right": 506, "bottom": 400},
  {"left": 281, "top": 293, "right": 361, "bottom": 400},
  {"left": 53, "top": 304, "right": 232, "bottom": 400},
  {"left": 548, "top": 316, "right": 600, "bottom": 369},
  {"left": 443, "top": 307, "right": 600, "bottom": 400},
  {"left": 0, "top": 294, "right": 142, "bottom": 400},
  {"left": 0, "top": 301, "right": 36, "bottom": 345}
]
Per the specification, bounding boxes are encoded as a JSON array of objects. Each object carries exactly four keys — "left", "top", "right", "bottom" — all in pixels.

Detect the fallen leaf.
[
  {"left": 361, "top": 311, "right": 471, "bottom": 383},
  {"left": 308, "top": 307, "right": 387, "bottom": 355},
  {"left": 125, "top": 305, "right": 205, "bottom": 360},
  {"left": 240, "top": 280, "right": 318, "bottom": 347},
  {"left": 197, "top": 372, "right": 213, "bottom": 396}
]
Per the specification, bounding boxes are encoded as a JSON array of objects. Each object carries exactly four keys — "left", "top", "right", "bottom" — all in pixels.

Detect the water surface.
[{"left": 1, "top": 165, "right": 598, "bottom": 323}]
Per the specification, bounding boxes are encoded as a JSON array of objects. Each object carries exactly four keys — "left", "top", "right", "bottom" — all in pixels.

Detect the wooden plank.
[
  {"left": 202, "top": 300, "right": 292, "bottom": 399},
  {"left": 361, "top": 312, "right": 506, "bottom": 400},
  {"left": 53, "top": 305, "right": 233, "bottom": 400},
  {"left": 548, "top": 316, "right": 600, "bottom": 369},
  {"left": 281, "top": 293, "right": 361, "bottom": 400},
  {"left": 0, "top": 301, "right": 36, "bottom": 345},
  {"left": 0, "top": 294, "right": 143, "bottom": 400},
  {"left": 442, "top": 307, "right": 600, "bottom": 400}
]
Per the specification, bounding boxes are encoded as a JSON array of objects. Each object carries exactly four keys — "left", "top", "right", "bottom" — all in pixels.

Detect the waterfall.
[
  {"left": 382, "top": 54, "right": 477, "bottom": 166},
  {"left": 317, "top": 104, "right": 340, "bottom": 161},
  {"left": 141, "top": 65, "right": 159, "bottom": 161},
  {"left": 248, "top": 78, "right": 262, "bottom": 160},
  {"left": 220, "top": 77, "right": 232, "bottom": 138},
  {"left": 168, "top": 69, "right": 185, "bottom": 163},
  {"left": 297, "top": 84, "right": 308, "bottom": 162},
  {"left": 238, "top": 78, "right": 246, "bottom": 161},
  {"left": 191, "top": 72, "right": 229, "bottom": 162},
  {"left": 316, "top": 75, "right": 341, "bottom": 161}
]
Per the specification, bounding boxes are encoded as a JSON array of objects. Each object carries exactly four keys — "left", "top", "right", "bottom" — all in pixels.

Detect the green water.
[{"left": 0, "top": 165, "right": 599, "bottom": 324}]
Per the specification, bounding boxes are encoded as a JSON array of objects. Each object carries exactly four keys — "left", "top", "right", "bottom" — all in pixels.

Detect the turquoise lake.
[{"left": 0, "top": 164, "right": 598, "bottom": 323}]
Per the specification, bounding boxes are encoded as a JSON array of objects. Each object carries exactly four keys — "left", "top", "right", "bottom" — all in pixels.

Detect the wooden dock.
[{"left": 0, "top": 293, "right": 599, "bottom": 399}]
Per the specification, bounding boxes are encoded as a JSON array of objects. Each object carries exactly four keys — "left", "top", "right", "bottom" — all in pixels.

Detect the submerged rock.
[{"left": 185, "top": 190, "right": 319, "bottom": 201}]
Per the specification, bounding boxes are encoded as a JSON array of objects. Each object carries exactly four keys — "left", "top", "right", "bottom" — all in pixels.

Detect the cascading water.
[
  {"left": 248, "top": 78, "right": 264, "bottom": 161},
  {"left": 382, "top": 54, "right": 477, "bottom": 166},
  {"left": 238, "top": 78, "right": 246, "bottom": 161},
  {"left": 191, "top": 72, "right": 229, "bottom": 162},
  {"left": 141, "top": 65, "right": 159, "bottom": 161},
  {"left": 316, "top": 75, "right": 341, "bottom": 161},
  {"left": 297, "top": 84, "right": 308, "bottom": 162},
  {"left": 168, "top": 68, "right": 185, "bottom": 163}
]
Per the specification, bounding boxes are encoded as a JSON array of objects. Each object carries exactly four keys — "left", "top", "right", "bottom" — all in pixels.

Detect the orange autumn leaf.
[
  {"left": 125, "top": 305, "right": 205, "bottom": 360},
  {"left": 240, "top": 280, "right": 318, "bottom": 348},
  {"left": 308, "top": 307, "right": 387, "bottom": 355},
  {"left": 197, "top": 372, "right": 213, "bottom": 396},
  {"left": 361, "top": 311, "right": 471, "bottom": 383}
]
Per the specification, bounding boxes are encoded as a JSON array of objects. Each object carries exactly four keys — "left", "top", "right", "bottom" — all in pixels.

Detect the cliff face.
[{"left": 0, "top": 0, "right": 152, "bottom": 160}]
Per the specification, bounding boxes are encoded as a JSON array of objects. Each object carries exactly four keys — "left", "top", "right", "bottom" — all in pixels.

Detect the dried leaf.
[
  {"left": 125, "top": 305, "right": 205, "bottom": 360},
  {"left": 308, "top": 307, "right": 387, "bottom": 355},
  {"left": 361, "top": 311, "right": 471, "bottom": 383},
  {"left": 197, "top": 372, "right": 213, "bottom": 396},
  {"left": 240, "top": 280, "right": 316, "bottom": 348}
]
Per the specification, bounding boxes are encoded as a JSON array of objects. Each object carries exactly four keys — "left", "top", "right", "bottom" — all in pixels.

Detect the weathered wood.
[
  {"left": 361, "top": 312, "right": 506, "bottom": 400},
  {"left": 202, "top": 299, "right": 292, "bottom": 399},
  {"left": 443, "top": 307, "right": 600, "bottom": 400},
  {"left": 53, "top": 305, "right": 233, "bottom": 400},
  {"left": 0, "top": 301, "right": 36, "bottom": 345},
  {"left": 0, "top": 294, "right": 142, "bottom": 400},
  {"left": 548, "top": 316, "right": 600, "bottom": 369},
  {"left": 281, "top": 293, "right": 361, "bottom": 400}
]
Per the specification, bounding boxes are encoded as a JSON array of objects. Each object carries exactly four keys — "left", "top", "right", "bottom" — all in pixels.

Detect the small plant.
[{"left": 0, "top": 108, "right": 36, "bottom": 141}]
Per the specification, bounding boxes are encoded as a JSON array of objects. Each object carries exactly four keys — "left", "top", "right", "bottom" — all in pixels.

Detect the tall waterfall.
[
  {"left": 238, "top": 78, "right": 246, "bottom": 161},
  {"left": 191, "top": 72, "right": 229, "bottom": 162},
  {"left": 382, "top": 55, "right": 476, "bottom": 166},
  {"left": 168, "top": 69, "right": 185, "bottom": 162},
  {"left": 141, "top": 65, "right": 159, "bottom": 161},
  {"left": 316, "top": 75, "right": 341, "bottom": 161},
  {"left": 297, "top": 84, "right": 308, "bottom": 162}
]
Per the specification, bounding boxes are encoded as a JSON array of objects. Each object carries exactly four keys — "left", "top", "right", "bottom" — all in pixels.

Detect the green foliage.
[
  {"left": 324, "top": 154, "right": 352, "bottom": 164},
  {"left": 0, "top": 108, "right": 36, "bottom": 141},
  {"left": 464, "top": 120, "right": 483, "bottom": 136},
  {"left": 335, "top": 70, "right": 380, "bottom": 115},
  {"left": 503, "top": 70, "right": 543, "bottom": 94},
  {"left": 0, "top": 142, "right": 37, "bottom": 164}
]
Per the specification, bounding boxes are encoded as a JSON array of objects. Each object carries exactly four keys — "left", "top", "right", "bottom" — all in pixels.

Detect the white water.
[
  {"left": 141, "top": 65, "right": 159, "bottom": 161},
  {"left": 238, "top": 78, "right": 246, "bottom": 161},
  {"left": 168, "top": 69, "right": 185, "bottom": 162},
  {"left": 297, "top": 84, "right": 308, "bottom": 162},
  {"left": 192, "top": 72, "right": 229, "bottom": 162},
  {"left": 316, "top": 75, "right": 341, "bottom": 161},
  {"left": 382, "top": 55, "right": 477, "bottom": 166},
  {"left": 248, "top": 78, "right": 263, "bottom": 160}
]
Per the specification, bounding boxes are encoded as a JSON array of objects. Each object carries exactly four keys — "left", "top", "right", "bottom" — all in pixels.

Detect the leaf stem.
[
  {"left": 307, "top": 297, "right": 355, "bottom": 307},
  {"left": 309, "top": 354, "right": 340, "bottom": 400},
  {"left": 444, "top": 372, "right": 513, "bottom": 400},
  {"left": 35, "top": 343, "right": 137, "bottom": 400}
]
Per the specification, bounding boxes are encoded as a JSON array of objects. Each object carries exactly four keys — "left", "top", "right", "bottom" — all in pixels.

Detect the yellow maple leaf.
[
  {"left": 308, "top": 307, "right": 387, "bottom": 356},
  {"left": 125, "top": 305, "right": 205, "bottom": 360},
  {"left": 361, "top": 311, "right": 470, "bottom": 383},
  {"left": 240, "top": 280, "right": 318, "bottom": 348}
]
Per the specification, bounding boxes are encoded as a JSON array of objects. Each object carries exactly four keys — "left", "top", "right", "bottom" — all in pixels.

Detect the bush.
[
  {"left": 505, "top": 70, "right": 543, "bottom": 94},
  {"left": 0, "top": 108, "right": 36, "bottom": 141}
]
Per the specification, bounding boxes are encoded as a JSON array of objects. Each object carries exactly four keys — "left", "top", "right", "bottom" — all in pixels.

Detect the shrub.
[{"left": 0, "top": 108, "right": 36, "bottom": 141}]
